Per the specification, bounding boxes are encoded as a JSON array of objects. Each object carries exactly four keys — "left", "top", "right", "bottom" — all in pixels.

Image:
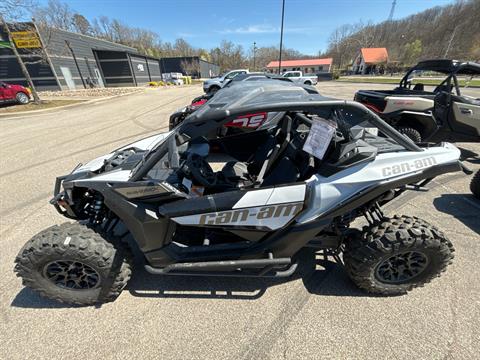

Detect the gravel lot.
[{"left": 0, "top": 82, "right": 479, "bottom": 360}]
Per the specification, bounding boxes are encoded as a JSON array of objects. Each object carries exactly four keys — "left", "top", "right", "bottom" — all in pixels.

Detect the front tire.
[
  {"left": 343, "top": 215, "right": 454, "bottom": 295},
  {"left": 398, "top": 127, "right": 422, "bottom": 143},
  {"left": 470, "top": 170, "right": 480, "bottom": 199},
  {"left": 14, "top": 222, "right": 132, "bottom": 306},
  {"left": 16, "top": 92, "right": 30, "bottom": 104},
  {"left": 208, "top": 86, "right": 220, "bottom": 94}
]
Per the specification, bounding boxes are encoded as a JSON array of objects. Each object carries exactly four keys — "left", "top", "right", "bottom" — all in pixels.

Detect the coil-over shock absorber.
[{"left": 89, "top": 192, "right": 105, "bottom": 224}]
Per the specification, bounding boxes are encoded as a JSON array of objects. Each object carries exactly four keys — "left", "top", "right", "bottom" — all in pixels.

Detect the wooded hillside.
[{"left": 324, "top": 0, "right": 480, "bottom": 69}]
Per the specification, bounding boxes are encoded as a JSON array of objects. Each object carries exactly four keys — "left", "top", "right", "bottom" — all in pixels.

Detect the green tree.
[{"left": 403, "top": 39, "right": 422, "bottom": 66}]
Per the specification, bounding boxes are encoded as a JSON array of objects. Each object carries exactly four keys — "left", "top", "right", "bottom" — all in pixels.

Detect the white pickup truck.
[
  {"left": 203, "top": 69, "right": 249, "bottom": 93},
  {"left": 282, "top": 71, "right": 318, "bottom": 85}
]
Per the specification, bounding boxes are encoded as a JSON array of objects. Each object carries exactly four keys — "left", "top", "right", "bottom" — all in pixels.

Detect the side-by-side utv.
[
  {"left": 354, "top": 60, "right": 480, "bottom": 143},
  {"left": 15, "top": 81, "right": 465, "bottom": 305}
]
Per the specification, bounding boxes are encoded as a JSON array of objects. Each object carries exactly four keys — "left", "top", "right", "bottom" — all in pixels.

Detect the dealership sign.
[{"left": 11, "top": 31, "right": 41, "bottom": 48}]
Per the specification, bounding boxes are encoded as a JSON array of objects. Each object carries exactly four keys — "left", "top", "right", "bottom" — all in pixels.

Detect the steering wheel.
[{"left": 186, "top": 153, "right": 216, "bottom": 187}]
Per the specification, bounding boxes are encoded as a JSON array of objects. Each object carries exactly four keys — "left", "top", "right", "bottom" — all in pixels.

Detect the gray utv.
[{"left": 15, "top": 81, "right": 464, "bottom": 305}]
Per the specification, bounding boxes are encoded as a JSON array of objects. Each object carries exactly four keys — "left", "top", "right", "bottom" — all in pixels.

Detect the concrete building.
[
  {"left": 160, "top": 56, "right": 220, "bottom": 79},
  {"left": 1, "top": 22, "right": 214, "bottom": 90},
  {"left": 266, "top": 58, "right": 333, "bottom": 74},
  {"left": 352, "top": 48, "right": 389, "bottom": 75}
]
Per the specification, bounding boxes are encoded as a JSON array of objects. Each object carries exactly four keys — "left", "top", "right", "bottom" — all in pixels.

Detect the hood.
[
  {"left": 204, "top": 77, "right": 221, "bottom": 84},
  {"left": 7, "top": 83, "right": 27, "bottom": 91},
  {"left": 72, "top": 131, "right": 173, "bottom": 175}
]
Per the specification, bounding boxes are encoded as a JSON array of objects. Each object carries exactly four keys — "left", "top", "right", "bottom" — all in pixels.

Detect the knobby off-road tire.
[
  {"left": 343, "top": 215, "right": 454, "bottom": 295},
  {"left": 470, "top": 170, "right": 480, "bottom": 199},
  {"left": 398, "top": 127, "right": 422, "bottom": 143},
  {"left": 14, "top": 222, "right": 132, "bottom": 306}
]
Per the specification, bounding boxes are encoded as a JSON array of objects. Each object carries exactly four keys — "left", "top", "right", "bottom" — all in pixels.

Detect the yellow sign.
[{"left": 11, "top": 31, "right": 41, "bottom": 49}]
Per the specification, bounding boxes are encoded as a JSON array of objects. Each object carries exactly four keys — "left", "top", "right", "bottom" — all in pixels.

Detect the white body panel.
[
  {"left": 383, "top": 96, "right": 433, "bottom": 113},
  {"left": 173, "top": 184, "right": 306, "bottom": 230},
  {"left": 297, "top": 142, "right": 460, "bottom": 223}
]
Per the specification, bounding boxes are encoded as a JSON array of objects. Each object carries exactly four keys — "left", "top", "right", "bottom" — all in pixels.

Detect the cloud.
[
  {"left": 177, "top": 32, "right": 198, "bottom": 38},
  {"left": 218, "top": 24, "right": 311, "bottom": 35}
]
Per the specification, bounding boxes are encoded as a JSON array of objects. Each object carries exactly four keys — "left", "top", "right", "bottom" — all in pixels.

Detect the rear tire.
[
  {"left": 14, "top": 222, "right": 132, "bottom": 306},
  {"left": 398, "top": 127, "right": 422, "bottom": 143},
  {"left": 304, "top": 81, "right": 312, "bottom": 85},
  {"left": 470, "top": 170, "right": 480, "bottom": 199},
  {"left": 16, "top": 92, "right": 29, "bottom": 104},
  {"left": 343, "top": 215, "right": 454, "bottom": 295}
]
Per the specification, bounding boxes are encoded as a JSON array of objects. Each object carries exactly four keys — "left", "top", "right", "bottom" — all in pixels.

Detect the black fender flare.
[{"left": 393, "top": 111, "right": 438, "bottom": 139}]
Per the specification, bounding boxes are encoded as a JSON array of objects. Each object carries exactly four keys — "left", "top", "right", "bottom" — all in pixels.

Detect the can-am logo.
[
  {"left": 382, "top": 156, "right": 437, "bottom": 176},
  {"left": 199, "top": 202, "right": 303, "bottom": 225},
  {"left": 225, "top": 112, "right": 267, "bottom": 129}
]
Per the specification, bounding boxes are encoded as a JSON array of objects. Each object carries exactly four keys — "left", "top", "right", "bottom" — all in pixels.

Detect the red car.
[{"left": 0, "top": 81, "right": 31, "bottom": 105}]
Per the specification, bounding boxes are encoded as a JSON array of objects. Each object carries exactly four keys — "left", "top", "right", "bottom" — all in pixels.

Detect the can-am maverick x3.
[{"left": 15, "top": 81, "right": 463, "bottom": 305}]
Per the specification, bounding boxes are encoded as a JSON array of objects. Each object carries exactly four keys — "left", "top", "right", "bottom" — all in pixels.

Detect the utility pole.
[
  {"left": 253, "top": 41, "right": 256, "bottom": 71},
  {"left": 388, "top": 0, "right": 397, "bottom": 21},
  {"left": 278, "top": 0, "right": 285, "bottom": 74},
  {"left": 0, "top": 16, "right": 41, "bottom": 104},
  {"left": 443, "top": 25, "right": 458, "bottom": 58}
]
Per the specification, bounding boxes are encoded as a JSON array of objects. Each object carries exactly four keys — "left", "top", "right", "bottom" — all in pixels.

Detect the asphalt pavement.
[{"left": 0, "top": 83, "right": 479, "bottom": 360}]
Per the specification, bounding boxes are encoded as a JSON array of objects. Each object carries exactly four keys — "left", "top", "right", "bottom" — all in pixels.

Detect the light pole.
[
  {"left": 253, "top": 41, "right": 257, "bottom": 71},
  {"left": 278, "top": 0, "right": 285, "bottom": 74}
]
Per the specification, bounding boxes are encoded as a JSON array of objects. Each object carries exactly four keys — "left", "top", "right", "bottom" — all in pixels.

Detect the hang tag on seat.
[{"left": 302, "top": 118, "right": 336, "bottom": 160}]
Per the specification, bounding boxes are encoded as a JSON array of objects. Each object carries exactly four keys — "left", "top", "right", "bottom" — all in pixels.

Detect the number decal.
[{"left": 225, "top": 112, "right": 267, "bottom": 129}]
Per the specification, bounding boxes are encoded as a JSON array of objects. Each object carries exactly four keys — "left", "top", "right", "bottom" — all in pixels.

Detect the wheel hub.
[
  {"left": 375, "top": 251, "right": 428, "bottom": 284},
  {"left": 43, "top": 260, "right": 101, "bottom": 290}
]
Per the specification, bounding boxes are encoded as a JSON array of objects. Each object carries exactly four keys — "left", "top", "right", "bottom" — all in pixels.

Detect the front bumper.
[{"left": 50, "top": 175, "right": 77, "bottom": 218}]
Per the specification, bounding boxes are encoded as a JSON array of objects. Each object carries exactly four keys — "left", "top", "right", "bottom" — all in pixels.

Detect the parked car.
[
  {"left": 281, "top": 71, "right": 318, "bottom": 85},
  {"left": 0, "top": 81, "right": 31, "bottom": 105},
  {"left": 203, "top": 69, "right": 249, "bottom": 93},
  {"left": 354, "top": 59, "right": 480, "bottom": 143},
  {"left": 15, "top": 80, "right": 464, "bottom": 305}
]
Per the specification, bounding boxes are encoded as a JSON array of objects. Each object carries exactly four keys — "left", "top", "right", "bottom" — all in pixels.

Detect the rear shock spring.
[{"left": 89, "top": 193, "right": 105, "bottom": 224}]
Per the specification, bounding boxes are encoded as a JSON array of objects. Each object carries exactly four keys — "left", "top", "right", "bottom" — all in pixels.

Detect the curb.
[{"left": 0, "top": 89, "right": 145, "bottom": 118}]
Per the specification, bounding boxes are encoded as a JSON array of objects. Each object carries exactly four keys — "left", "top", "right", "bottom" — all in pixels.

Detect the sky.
[{"left": 38, "top": 0, "right": 455, "bottom": 55}]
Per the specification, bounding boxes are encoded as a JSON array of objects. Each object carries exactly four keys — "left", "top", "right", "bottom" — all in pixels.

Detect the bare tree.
[
  {"left": 32, "top": 0, "right": 73, "bottom": 31},
  {"left": 180, "top": 59, "right": 200, "bottom": 77},
  {"left": 1, "top": 1, "right": 42, "bottom": 104},
  {"left": 72, "top": 14, "right": 91, "bottom": 35}
]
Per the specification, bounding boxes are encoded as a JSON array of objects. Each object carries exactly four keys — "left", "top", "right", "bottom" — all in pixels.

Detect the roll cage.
[
  {"left": 130, "top": 83, "right": 422, "bottom": 182},
  {"left": 399, "top": 59, "right": 480, "bottom": 95}
]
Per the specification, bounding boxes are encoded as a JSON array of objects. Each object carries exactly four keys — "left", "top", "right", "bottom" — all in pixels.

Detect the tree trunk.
[{"left": 0, "top": 17, "right": 41, "bottom": 104}]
